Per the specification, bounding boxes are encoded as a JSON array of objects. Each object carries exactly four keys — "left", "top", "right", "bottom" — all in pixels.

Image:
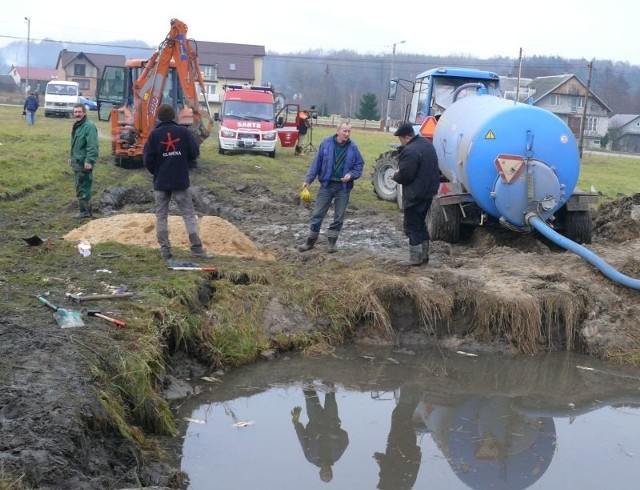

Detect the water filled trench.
[{"left": 169, "top": 344, "right": 640, "bottom": 489}]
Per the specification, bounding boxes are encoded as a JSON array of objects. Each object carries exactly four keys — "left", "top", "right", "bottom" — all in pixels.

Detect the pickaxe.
[
  {"left": 168, "top": 267, "right": 217, "bottom": 272},
  {"left": 87, "top": 311, "right": 127, "bottom": 328},
  {"left": 66, "top": 292, "right": 133, "bottom": 303}
]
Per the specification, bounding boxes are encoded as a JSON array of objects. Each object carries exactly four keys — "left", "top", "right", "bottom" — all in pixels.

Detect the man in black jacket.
[
  {"left": 391, "top": 123, "right": 440, "bottom": 266},
  {"left": 143, "top": 104, "right": 212, "bottom": 260}
]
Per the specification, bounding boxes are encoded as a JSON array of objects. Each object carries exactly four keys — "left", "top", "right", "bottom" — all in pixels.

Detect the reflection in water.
[
  {"left": 374, "top": 386, "right": 555, "bottom": 490},
  {"left": 174, "top": 346, "right": 640, "bottom": 489},
  {"left": 374, "top": 386, "right": 422, "bottom": 489},
  {"left": 291, "top": 388, "right": 349, "bottom": 482},
  {"left": 416, "top": 393, "right": 555, "bottom": 490}
]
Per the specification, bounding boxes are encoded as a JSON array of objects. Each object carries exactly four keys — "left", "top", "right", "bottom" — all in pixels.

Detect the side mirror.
[
  {"left": 388, "top": 80, "right": 398, "bottom": 101},
  {"left": 213, "top": 112, "right": 220, "bottom": 121},
  {"left": 277, "top": 116, "right": 284, "bottom": 127}
]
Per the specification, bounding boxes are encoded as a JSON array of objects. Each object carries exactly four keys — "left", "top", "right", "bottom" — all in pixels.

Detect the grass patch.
[{"left": 578, "top": 152, "right": 640, "bottom": 204}]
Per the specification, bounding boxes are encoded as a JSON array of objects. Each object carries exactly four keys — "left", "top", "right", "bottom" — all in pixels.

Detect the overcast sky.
[{"left": 1, "top": 0, "right": 638, "bottom": 65}]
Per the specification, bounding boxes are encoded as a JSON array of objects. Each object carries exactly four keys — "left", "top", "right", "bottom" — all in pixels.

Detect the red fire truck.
[{"left": 215, "top": 84, "right": 280, "bottom": 158}]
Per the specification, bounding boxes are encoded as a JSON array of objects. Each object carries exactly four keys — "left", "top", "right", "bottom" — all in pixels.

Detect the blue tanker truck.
[{"left": 372, "top": 67, "right": 640, "bottom": 289}]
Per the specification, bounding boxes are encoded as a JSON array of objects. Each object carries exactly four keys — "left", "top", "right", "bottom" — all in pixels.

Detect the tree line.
[
  {"left": 3, "top": 38, "right": 640, "bottom": 117},
  {"left": 263, "top": 50, "right": 640, "bottom": 118}
]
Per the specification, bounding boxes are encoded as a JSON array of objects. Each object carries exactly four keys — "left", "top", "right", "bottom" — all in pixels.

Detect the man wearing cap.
[{"left": 391, "top": 123, "right": 440, "bottom": 266}]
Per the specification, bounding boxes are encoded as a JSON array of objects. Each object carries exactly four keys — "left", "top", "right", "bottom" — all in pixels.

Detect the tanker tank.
[{"left": 432, "top": 95, "right": 580, "bottom": 228}]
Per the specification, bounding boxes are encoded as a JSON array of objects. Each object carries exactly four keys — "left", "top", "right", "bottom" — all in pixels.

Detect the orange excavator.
[{"left": 96, "top": 18, "right": 214, "bottom": 168}]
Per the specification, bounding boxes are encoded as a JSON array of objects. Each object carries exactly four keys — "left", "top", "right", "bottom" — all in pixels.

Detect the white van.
[{"left": 44, "top": 81, "right": 81, "bottom": 118}]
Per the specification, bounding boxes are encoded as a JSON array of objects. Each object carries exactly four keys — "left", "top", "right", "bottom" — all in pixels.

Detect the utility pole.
[
  {"left": 578, "top": 60, "right": 594, "bottom": 158},
  {"left": 515, "top": 47, "right": 523, "bottom": 104},
  {"left": 385, "top": 40, "right": 405, "bottom": 132},
  {"left": 24, "top": 16, "right": 31, "bottom": 94}
]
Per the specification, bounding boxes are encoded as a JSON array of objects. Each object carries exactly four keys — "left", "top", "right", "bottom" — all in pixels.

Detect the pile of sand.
[{"left": 63, "top": 213, "right": 274, "bottom": 260}]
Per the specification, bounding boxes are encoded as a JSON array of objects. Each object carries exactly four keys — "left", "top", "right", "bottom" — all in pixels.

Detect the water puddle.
[{"left": 172, "top": 345, "right": 640, "bottom": 489}]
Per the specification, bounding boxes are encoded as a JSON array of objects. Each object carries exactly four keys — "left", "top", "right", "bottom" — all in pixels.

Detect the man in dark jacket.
[
  {"left": 68, "top": 103, "right": 99, "bottom": 218},
  {"left": 143, "top": 104, "right": 212, "bottom": 260},
  {"left": 298, "top": 121, "right": 365, "bottom": 253},
  {"left": 291, "top": 388, "right": 349, "bottom": 482},
  {"left": 391, "top": 123, "right": 440, "bottom": 266},
  {"left": 23, "top": 92, "right": 39, "bottom": 125}
]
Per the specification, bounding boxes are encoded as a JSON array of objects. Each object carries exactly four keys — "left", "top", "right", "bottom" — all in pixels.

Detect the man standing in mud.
[
  {"left": 143, "top": 103, "right": 212, "bottom": 261},
  {"left": 291, "top": 388, "right": 349, "bottom": 482},
  {"left": 298, "top": 121, "right": 364, "bottom": 253},
  {"left": 391, "top": 123, "right": 440, "bottom": 266},
  {"left": 69, "top": 103, "right": 98, "bottom": 219}
]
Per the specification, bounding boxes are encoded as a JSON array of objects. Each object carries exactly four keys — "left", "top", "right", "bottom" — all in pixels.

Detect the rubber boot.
[
  {"left": 327, "top": 236, "right": 338, "bottom": 254},
  {"left": 74, "top": 199, "right": 91, "bottom": 219},
  {"left": 399, "top": 245, "right": 423, "bottom": 267},
  {"left": 421, "top": 240, "right": 430, "bottom": 264},
  {"left": 297, "top": 233, "right": 318, "bottom": 252}
]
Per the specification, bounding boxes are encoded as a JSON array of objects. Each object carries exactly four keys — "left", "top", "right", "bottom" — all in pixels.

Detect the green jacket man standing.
[{"left": 69, "top": 103, "right": 99, "bottom": 218}]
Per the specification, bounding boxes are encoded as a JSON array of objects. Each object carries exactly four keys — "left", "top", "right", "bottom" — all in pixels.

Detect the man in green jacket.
[{"left": 68, "top": 103, "right": 99, "bottom": 218}]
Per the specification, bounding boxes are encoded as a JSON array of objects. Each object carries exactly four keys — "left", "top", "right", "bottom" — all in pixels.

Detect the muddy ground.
[{"left": 1, "top": 160, "right": 639, "bottom": 488}]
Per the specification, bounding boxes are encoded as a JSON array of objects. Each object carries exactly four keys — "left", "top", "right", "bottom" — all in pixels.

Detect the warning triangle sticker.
[
  {"left": 494, "top": 154, "right": 525, "bottom": 184},
  {"left": 485, "top": 130, "right": 496, "bottom": 139}
]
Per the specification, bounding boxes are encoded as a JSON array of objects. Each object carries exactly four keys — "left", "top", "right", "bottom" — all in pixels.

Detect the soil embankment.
[{"left": 1, "top": 159, "right": 639, "bottom": 488}]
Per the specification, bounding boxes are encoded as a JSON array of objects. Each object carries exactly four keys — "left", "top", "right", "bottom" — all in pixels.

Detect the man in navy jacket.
[{"left": 143, "top": 104, "right": 212, "bottom": 260}]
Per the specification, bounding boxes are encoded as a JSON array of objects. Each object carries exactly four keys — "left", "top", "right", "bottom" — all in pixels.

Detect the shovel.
[{"left": 37, "top": 295, "right": 85, "bottom": 328}]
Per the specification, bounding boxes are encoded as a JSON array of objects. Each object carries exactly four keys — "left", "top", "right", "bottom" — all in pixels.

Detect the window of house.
[
  {"left": 550, "top": 94, "right": 560, "bottom": 105},
  {"left": 587, "top": 117, "right": 597, "bottom": 131},
  {"left": 205, "top": 84, "right": 217, "bottom": 97},
  {"left": 74, "top": 64, "right": 86, "bottom": 77},
  {"left": 201, "top": 65, "right": 218, "bottom": 80},
  {"left": 229, "top": 63, "right": 236, "bottom": 71}
]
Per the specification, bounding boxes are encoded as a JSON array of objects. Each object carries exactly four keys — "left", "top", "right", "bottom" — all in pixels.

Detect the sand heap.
[{"left": 63, "top": 213, "right": 274, "bottom": 260}]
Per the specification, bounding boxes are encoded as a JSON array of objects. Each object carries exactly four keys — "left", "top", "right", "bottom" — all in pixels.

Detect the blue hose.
[{"left": 527, "top": 214, "right": 640, "bottom": 290}]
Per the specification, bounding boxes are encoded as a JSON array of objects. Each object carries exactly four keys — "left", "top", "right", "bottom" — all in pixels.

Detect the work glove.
[{"left": 300, "top": 188, "right": 312, "bottom": 203}]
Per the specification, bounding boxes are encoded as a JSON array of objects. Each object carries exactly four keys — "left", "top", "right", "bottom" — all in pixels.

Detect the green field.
[{"left": 2, "top": 105, "right": 636, "bottom": 206}]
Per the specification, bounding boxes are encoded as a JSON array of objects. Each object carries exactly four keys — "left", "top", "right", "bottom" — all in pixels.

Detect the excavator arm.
[{"left": 112, "top": 18, "right": 214, "bottom": 165}]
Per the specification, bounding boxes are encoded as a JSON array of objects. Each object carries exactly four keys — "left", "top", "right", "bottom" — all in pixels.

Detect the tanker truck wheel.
[
  {"left": 564, "top": 210, "right": 593, "bottom": 244},
  {"left": 371, "top": 150, "right": 399, "bottom": 202},
  {"left": 428, "top": 199, "right": 461, "bottom": 243}
]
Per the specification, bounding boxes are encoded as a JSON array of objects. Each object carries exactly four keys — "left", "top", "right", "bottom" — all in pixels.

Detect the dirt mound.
[
  {"left": 593, "top": 193, "right": 640, "bottom": 242},
  {"left": 62, "top": 213, "right": 275, "bottom": 260}
]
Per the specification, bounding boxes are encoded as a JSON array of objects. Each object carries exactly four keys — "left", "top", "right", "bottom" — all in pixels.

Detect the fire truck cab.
[{"left": 215, "top": 84, "right": 278, "bottom": 158}]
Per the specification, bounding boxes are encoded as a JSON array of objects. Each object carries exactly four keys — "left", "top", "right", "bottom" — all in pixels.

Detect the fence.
[{"left": 314, "top": 115, "right": 383, "bottom": 131}]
